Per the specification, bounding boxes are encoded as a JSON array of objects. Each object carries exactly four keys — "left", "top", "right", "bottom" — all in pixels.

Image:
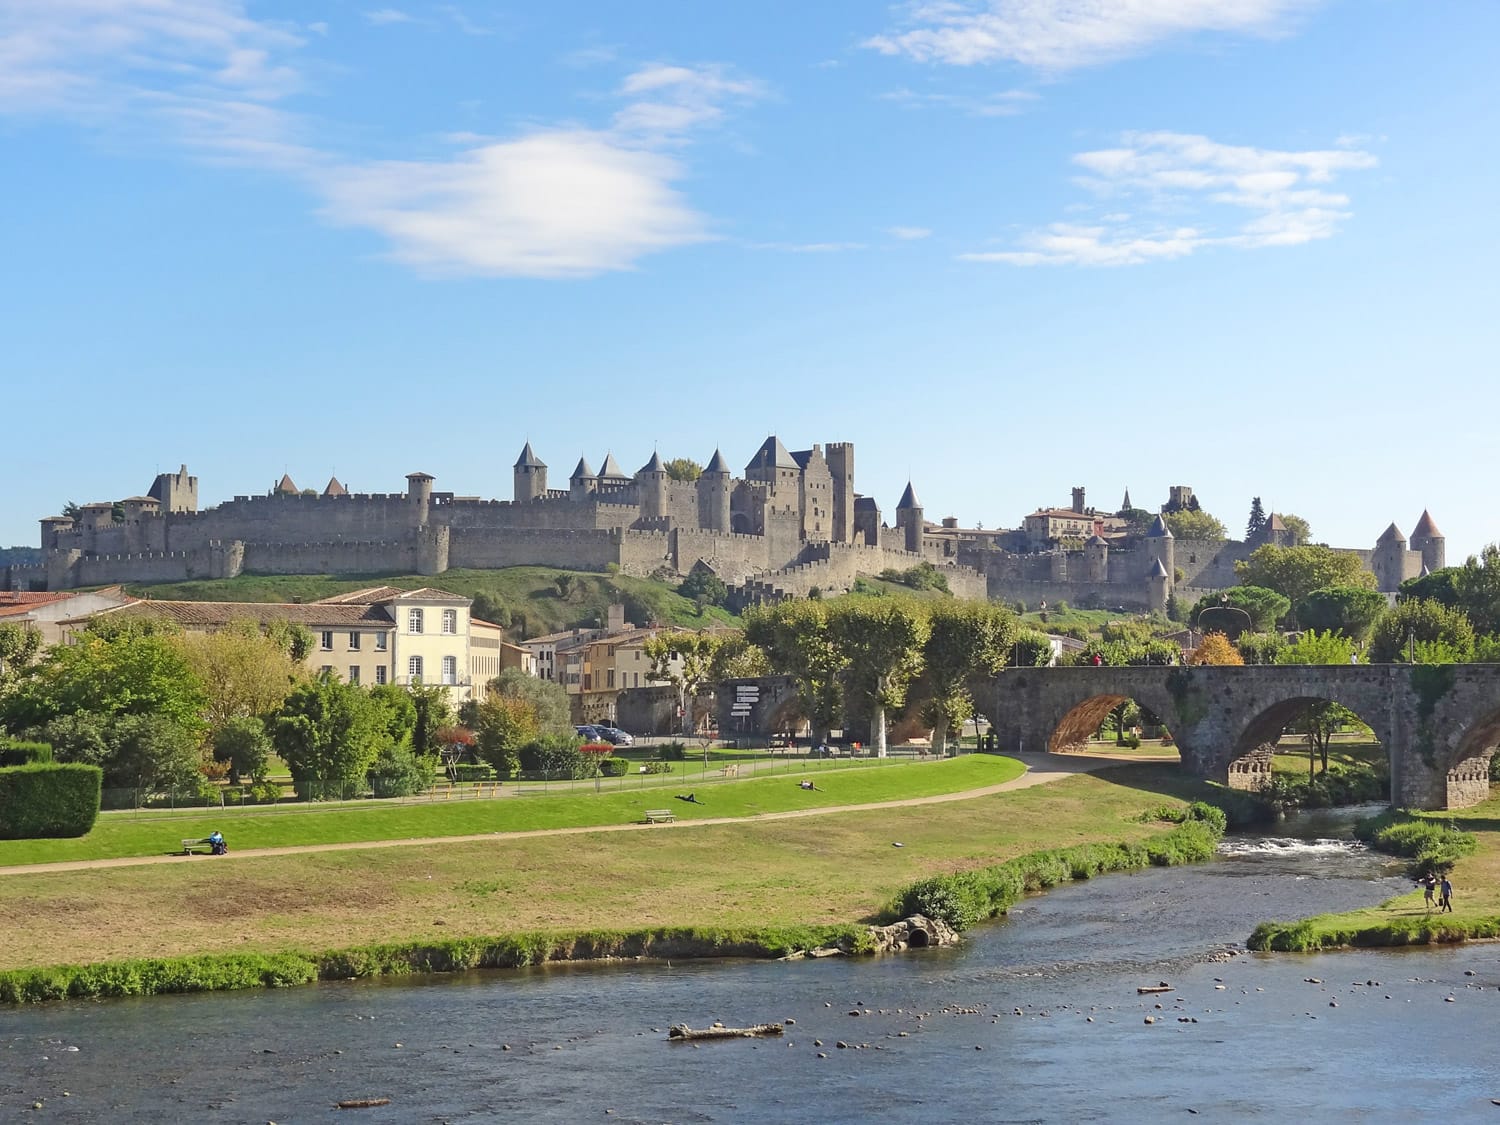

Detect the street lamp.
[{"left": 1198, "top": 593, "right": 1252, "bottom": 641}]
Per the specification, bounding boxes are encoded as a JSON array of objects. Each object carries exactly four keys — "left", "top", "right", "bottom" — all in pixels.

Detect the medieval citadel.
[{"left": 4, "top": 437, "right": 1444, "bottom": 613}]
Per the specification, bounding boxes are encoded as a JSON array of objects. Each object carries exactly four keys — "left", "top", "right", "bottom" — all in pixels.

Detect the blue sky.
[{"left": 3, "top": 1, "right": 1497, "bottom": 560}]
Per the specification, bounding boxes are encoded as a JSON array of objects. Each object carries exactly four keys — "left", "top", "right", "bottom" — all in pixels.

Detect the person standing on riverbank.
[
  {"left": 1421, "top": 874, "right": 1436, "bottom": 911},
  {"left": 1439, "top": 876, "right": 1453, "bottom": 913}
]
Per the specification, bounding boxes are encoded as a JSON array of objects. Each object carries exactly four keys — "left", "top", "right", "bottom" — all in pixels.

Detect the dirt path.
[{"left": 0, "top": 753, "right": 1128, "bottom": 878}]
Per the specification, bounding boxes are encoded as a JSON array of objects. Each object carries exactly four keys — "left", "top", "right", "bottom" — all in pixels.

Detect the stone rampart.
[{"left": 446, "top": 528, "right": 621, "bottom": 572}]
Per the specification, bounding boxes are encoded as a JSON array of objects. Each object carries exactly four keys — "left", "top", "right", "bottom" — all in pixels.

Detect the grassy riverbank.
[
  {"left": 0, "top": 763, "right": 1233, "bottom": 995},
  {"left": 0, "top": 756, "right": 1022, "bottom": 866},
  {"left": 1250, "top": 791, "right": 1500, "bottom": 951}
]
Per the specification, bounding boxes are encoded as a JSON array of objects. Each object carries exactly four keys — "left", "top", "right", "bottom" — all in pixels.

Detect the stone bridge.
[{"left": 990, "top": 664, "right": 1500, "bottom": 810}]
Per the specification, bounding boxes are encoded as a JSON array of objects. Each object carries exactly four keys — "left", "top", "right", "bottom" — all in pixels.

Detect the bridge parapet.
[{"left": 990, "top": 664, "right": 1500, "bottom": 811}]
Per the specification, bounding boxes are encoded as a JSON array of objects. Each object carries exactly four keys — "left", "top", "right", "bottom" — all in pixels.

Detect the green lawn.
[{"left": 0, "top": 755, "right": 1025, "bottom": 866}]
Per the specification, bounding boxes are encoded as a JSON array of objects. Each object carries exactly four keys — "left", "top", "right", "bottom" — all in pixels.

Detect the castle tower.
[
  {"left": 697, "top": 448, "right": 731, "bottom": 532},
  {"left": 39, "top": 515, "right": 74, "bottom": 550},
  {"left": 896, "top": 482, "right": 924, "bottom": 555},
  {"left": 275, "top": 474, "right": 299, "bottom": 496},
  {"left": 1049, "top": 547, "right": 1068, "bottom": 581},
  {"left": 149, "top": 464, "right": 198, "bottom": 512},
  {"left": 1085, "top": 534, "right": 1109, "bottom": 582},
  {"left": 1120, "top": 488, "right": 1132, "bottom": 513},
  {"left": 1411, "top": 510, "right": 1446, "bottom": 573},
  {"left": 636, "top": 452, "right": 669, "bottom": 520},
  {"left": 825, "top": 442, "right": 855, "bottom": 543},
  {"left": 1071, "top": 487, "right": 1086, "bottom": 514},
  {"left": 1373, "top": 522, "right": 1408, "bottom": 592},
  {"left": 323, "top": 476, "right": 347, "bottom": 497},
  {"left": 406, "top": 472, "right": 434, "bottom": 527},
  {"left": 1144, "top": 514, "right": 1175, "bottom": 591},
  {"left": 1147, "top": 557, "right": 1170, "bottom": 613},
  {"left": 514, "top": 442, "right": 547, "bottom": 502},
  {"left": 569, "top": 456, "right": 596, "bottom": 501},
  {"left": 597, "top": 452, "right": 630, "bottom": 490}
]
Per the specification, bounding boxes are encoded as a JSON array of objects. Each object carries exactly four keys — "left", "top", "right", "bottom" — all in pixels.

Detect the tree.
[
  {"left": 743, "top": 601, "right": 846, "bottom": 742},
  {"left": 707, "top": 633, "right": 771, "bottom": 682},
  {"left": 1, "top": 630, "right": 206, "bottom": 737},
  {"left": 1285, "top": 702, "right": 1362, "bottom": 777},
  {"left": 1235, "top": 631, "right": 1287, "bottom": 665},
  {"left": 0, "top": 623, "right": 42, "bottom": 689},
  {"left": 1367, "top": 600, "right": 1476, "bottom": 664},
  {"left": 1161, "top": 509, "right": 1226, "bottom": 540},
  {"left": 1190, "top": 586, "right": 1291, "bottom": 635},
  {"left": 1295, "top": 586, "right": 1387, "bottom": 642},
  {"left": 1400, "top": 567, "right": 1461, "bottom": 609},
  {"left": 1454, "top": 544, "right": 1500, "bottom": 636},
  {"left": 678, "top": 569, "right": 729, "bottom": 610},
  {"left": 212, "top": 715, "right": 272, "bottom": 784},
  {"left": 172, "top": 623, "right": 305, "bottom": 736},
  {"left": 271, "top": 677, "right": 393, "bottom": 793},
  {"left": 265, "top": 620, "right": 315, "bottom": 663},
  {"left": 368, "top": 682, "right": 419, "bottom": 748},
  {"left": 402, "top": 682, "right": 454, "bottom": 757},
  {"left": 919, "top": 602, "right": 1016, "bottom": 756},
  {"left": 102, "top": 713, "right": 203, "bottom": 793},
  {"left": 1235, "top": 545, "right": 1375, "bottom": 616},
  {"left": 1276, "top": 513, "right": 1312, "bottom": 546},
  {"left": 554, "top": 574, "right": 577, "bottom": 600},
  {"left": 1277, "top": 629, "right": 1356, "bottom": 667},
  {"left": 472, "top": 694, "right": 538, "bottom": 778},
  {"left": 1246, "top": 497, "right": 1267, "bottom": 542},
  {"left": 663, "top": 458, "right": 703, "bottom": 483},
  {"left": 828, "top": 599, "right": 929, "bottom": 758},
  {"left": 644, "top": 630, "right": 724, "bottom": 736},
  {"left": 485, "top": 668, "right": 574, "bottom": 738},
  {"left": 1117, "top": 508, "right": 1155, "bottom": 534},
  {"left": 1189, "top": 632, "right": 1243, "bottom": 665},
  {"left": 1009, "top": 630, "right": 1054, "bottom": 667}
]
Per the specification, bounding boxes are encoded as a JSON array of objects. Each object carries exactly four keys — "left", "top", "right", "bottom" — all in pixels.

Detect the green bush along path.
[{"left": 0, "top": 756, "right": 1023, "bottom": 866}]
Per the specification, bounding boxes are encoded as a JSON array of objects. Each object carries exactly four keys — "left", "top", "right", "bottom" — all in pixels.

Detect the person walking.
[
  {"left": 1440, "top": 875, "right": 1454, "bottom": 913},
  {"left": 1421, "top": 873, "right": 1436, "bottom": 912}
]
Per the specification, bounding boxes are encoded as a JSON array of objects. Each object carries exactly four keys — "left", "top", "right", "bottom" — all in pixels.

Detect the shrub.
[
  {"left": 1354, "top": 811, "right": 1477, "bottom": 875},
  {"left": 519, "top": 734, "right": 595, "bottom": 779},
  {"left": 1119, "top": 733, "right": 1142, "bottom": 749},
  {"left": 368, "top": 744, "right": 437, "bottom": 798},
  {"left": 640, "top": 761, "right": 674, "bottom": 775},
  {"left": 0, "top": 739, "right": 52, "bottom": 766},
  {"left": 599, "top": 757, "right": 629, "bottom": 777},
  {"left": 0, "top": 763, "right": 103, "bottom": 838},
  {"left": 449, "top": 764, "right": 494, "bottom": 783},
  {"left": 250, "top": 781, "right": 283, "bottom": 804},
  {"left": 658, "top": 741, "right": 688, "bottom": 761}
]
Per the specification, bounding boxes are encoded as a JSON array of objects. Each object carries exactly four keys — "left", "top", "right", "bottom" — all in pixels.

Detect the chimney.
[
  {"left": 1071, "top": 487, "right": 1086, "bottom": 514},
  {"left": 607, "top": 603, "right": 626, "bottom": 633}
]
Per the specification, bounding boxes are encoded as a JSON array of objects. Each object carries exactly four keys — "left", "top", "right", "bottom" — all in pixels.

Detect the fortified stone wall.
[
  {"left": 239, "top": 539, "right": 418, "bottom": 577},
  {"left": 672, "top": 529, "right": 773, "bottom": 585},
  {"left": 446, "top": 528, "right": 622, "bottom": 572}
]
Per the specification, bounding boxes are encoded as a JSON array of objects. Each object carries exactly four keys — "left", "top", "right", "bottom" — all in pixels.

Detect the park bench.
[
  {"left": 643, "top": 809, "right": 676, "bottom": 824},
  {"left": 180, "top": 837, "right": 211, "bottom": 855},
  {"left": 720, "top": 764, "right": 739, "bottom": 777}
]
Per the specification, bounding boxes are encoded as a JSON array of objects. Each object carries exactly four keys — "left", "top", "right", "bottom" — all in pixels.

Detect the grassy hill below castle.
[{"left": 123, "top": 567, "right": 740, "bottom": 638}]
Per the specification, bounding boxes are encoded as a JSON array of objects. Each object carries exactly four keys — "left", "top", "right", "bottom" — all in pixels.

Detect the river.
[{"left": 5, "top": 807, "right": 1499, "bottom": 1123}]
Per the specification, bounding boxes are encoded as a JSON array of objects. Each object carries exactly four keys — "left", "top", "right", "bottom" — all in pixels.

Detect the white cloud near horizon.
[
  {"left": 0, "top": 2, "right": 758, "bottom": 278},
  {"left": 865, "top": 0, "right": 1322, "bottom": 70},
  {"left": 887, "top": 226, "right": 932, "bottom": 240},
  {"left": 880, "top": 86, "right": 1036, "bottom": 116},
  {"left": 963, "top": 131, "right": 1377, "bottom": 266}
]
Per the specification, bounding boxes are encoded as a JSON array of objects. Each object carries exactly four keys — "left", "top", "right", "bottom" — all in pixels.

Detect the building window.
[
  {"left": 320, "top": 665, "right": 334, "bottom": 677},
  {"left": 320, "top": 631, "right": 334, "bottom": 651},
  {"left": 375, "top": 633, "right": 388, "bottom": 652},
  {"left": 408, "top": 655, "right": 423, "bottom": 682},
  {"left": 442, "top": 609, "right": 457, "bottom": 634},
  {"left": 607, "top": 668, "right": 615, "bottom": 688},
  {"left": 348, "top": 632, "right": 361, "bottom": 650},
  {"left": 375, "top": 666, "right": 387, "bottom": 685},
  {"left": 442, "top": 655, "right": 457, "bottom": 685},
  {"left": 349, "top": 666, "right": 360, "bottom": 684},
  {"left": 408, "top": 608, "right": 424, "bottom": 634}
]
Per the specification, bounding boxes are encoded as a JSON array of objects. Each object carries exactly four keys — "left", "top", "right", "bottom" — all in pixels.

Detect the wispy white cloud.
[
  {"left": 865, "top": 0, "right": 1322, "bottom": 70},
  {"left": 613, "top": 63, "right": 763, "bottom": 139},
  {"left": 0, "top": 5, "right": 756, "bottom": 279},
  {"left": 747, "top": 241, "right": 866, "bottom": 254},
  {"left": 363, "top": 8, "right": 415, "bottom": 26},
  {"left": 881, "top": 86, "right": 1036, "bottom": 116},
  {"left": 887, "top": 226, "right": 932, "bottom": 240},
  {"left": 963, "top": 131, "right": 1376, "bottom": 266}
]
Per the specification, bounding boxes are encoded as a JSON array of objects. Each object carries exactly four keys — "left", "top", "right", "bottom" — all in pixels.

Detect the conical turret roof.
[
  {"left": 704, "top": 448, "right": 730, "bottom": 474},
  {"left": 597, "top": 452, "right": 629, "bottom": 482},
  {"left": 514, "top": 442, "right": 545, "bottom": 469},
  {"left": 1377, "top": 522, "right": 1406, "bottom": 545},
  {"left": 746, "top": 435, "right": 796, "bottom": 472},
  {"left": 323, "top": 476, "right": 347, "bottom": 497},
  {"left": 571, "top": 456, "right": 594, "bottom": 480},
  {"left": 897, "top": 482, "right": 921, "bottom": 510},
  {"left": 1412, "top": 510, "right": 1443, "bottom": 540},
  {"left": 276, "top": 473, "right": 299, "bottom": 495},
  {"left": 1149, "top": 557, "right": 1170, "bottom": 578},
  {"left": 1145, "top": 514, "right": 1173, "bottom": 538},
  {"left": 638, "top": 451, "right": 665, "bottom": 475},
  {"left": 1087, "top": 534, "right": 1109, "bottom": 547},
  {"left": 1121, "top": 488, "right": 1132, "bottom": 511}
]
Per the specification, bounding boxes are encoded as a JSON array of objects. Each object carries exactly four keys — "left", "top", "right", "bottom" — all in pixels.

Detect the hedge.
[
  {"left": 0, "top": 739, "right": 53, "bottom": 767},
  {"left": 0, "top": 763, "right": 103, "bottom": 839}
]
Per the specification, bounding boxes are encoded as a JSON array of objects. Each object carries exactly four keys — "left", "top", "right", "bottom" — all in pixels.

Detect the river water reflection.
[{"left": 5, "top": 808, "right": 1500, "bottom": 1123}]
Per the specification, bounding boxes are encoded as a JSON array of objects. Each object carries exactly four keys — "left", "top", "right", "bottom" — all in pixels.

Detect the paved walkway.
[{"left": 0, "top": 752, "right": 1129, "bottom": 879}]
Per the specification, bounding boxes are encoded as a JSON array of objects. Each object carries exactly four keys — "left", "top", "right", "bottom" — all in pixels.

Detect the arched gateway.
[{"left": 991, "top": 665, "right": 1500, "bottom": 811}]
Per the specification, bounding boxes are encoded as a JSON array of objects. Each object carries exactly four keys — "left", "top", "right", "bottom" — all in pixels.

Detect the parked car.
[
  {"left": 595, "top": 726, "right": 635, "bottom": 746},
  {"left": 575, "top": 724, "right": 607, "bottom": 742}
]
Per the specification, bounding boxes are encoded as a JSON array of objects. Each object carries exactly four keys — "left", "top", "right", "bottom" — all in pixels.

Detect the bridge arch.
[
  {"left": 1434, "top": 706, "right": 1500, "bottom": 809},
  {"left": 1224, "top": 693, "right": 1394, "bottom": 801},
  {"left": 1048, "top": 689, "right": 1181, "bottom": 755}
]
